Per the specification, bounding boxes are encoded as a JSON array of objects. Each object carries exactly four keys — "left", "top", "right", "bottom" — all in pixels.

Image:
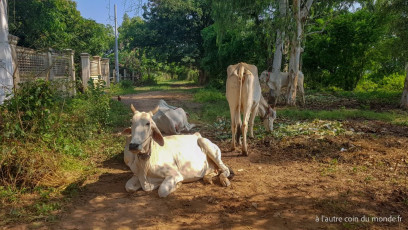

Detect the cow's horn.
[
  {"left": 151, "top": 106, "right": 159, "bottom": 115},
  {"left": 130, "top": 104, "right": 138, "bottom": 114}
]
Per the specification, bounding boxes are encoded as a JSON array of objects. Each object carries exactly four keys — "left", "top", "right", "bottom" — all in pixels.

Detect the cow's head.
[
  {"left": 123, "top": 104, "right": 164, "bottom": 156},
  {"left": 262, "top": 105, "right": 277, "bottom": 132},
  {"left": 259, "top": 71, "right": 270, "bottom": 84}
]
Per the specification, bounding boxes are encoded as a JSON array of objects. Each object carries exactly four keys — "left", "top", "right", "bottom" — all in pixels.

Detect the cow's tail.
[{"left": 236, "top": 63, "right": 245, "bottom": 144}]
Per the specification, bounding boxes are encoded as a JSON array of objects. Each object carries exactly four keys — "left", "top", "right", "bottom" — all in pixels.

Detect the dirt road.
[{"left": 54, "top": 89, "right": 408, "bottom": 230}]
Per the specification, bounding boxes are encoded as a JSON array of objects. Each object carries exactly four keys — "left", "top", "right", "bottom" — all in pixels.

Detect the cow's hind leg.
[
  {"left": 125, "top": 175, "right": 142, "bottom": 192},
  {"left": 248, "top": 103, "right": 258, "bottom": 138},
  {"left": 198, "top": 138, "right": 231, "bottom": 187},
  {"left": 228, "top": 102, "right": 242, "bottom": 151}
]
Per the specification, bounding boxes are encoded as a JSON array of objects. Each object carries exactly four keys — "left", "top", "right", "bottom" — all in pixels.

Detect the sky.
[{"left": 74, "top": 0, "right": 146, "bottom": 26}]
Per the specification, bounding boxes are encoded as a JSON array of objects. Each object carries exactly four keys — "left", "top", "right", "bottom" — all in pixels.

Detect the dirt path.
[{"left": 54, "top": 88, "right": 407, "bottom": 230}]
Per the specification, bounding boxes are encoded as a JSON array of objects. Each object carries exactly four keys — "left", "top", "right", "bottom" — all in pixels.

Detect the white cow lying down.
[
  {"left": 123, "top": 104, "right": 232, "bottom": 197},
  {"left": 152, "top": 99, "right": 195, "bottom": 135}
]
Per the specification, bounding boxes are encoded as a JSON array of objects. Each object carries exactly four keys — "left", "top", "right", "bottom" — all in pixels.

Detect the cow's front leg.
[
  {"left": 158, "top": 174, "right": 183, "bottom": 198},
  {"left": 125, "top": 175, "right": 142, "bottom": 192},
  {"left": 203, "top": 168, "right": 218, "bottom": 185}
]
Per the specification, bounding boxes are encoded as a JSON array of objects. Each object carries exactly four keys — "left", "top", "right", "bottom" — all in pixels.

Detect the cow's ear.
[
  {"left": 151, "top": 124, "right": 164, "bottom": 146},
  {"left": 122, "top": 127, "right": 132, "bottom": 135}
]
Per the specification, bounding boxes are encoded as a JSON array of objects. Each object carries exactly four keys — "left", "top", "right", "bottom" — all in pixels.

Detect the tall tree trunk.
[
  {"left": 271, "top": 0, "right": 287, "bottom": 73},
  {"left": 286, "top": 0, "right": 301, "bottom": 106},
  {"left": 198, "top": 69, "right": 207, "bottom": 85},
  {"left": 268, "top": 0, "right": 287, "bottom": 106},
  {"left": 286, "top": 0, "right": 313, "bottom": 106},
  {"left": 400, "top": 63, "right": 408, "bottom": 109},
  {"left": 0, "top": 0, "right": 14, "bottom": 105}
]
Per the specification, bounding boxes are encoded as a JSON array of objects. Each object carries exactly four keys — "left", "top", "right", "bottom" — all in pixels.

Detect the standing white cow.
[
  {"left": 226, "top": 62, "right": 276, "bottom": 156},
  {"left": 123, "top": 104, "right": 232, "bottom": 197},
  {"left": 152, "top": 99, "right": 195, "bottom": 135},
  {"left": 259, "top": 71, "right": 305, "bottom": 106}
]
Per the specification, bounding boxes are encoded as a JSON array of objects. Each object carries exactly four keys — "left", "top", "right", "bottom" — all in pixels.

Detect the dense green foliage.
[
  {"left": 0, "top": 80, "right": 129, "bottom": 188},
  {"left": 115, "top": 1, "right": 407, "bottom": 92},
  {"left": 0, "top": 80, "right": 131, "bottom": 222},
  {"left": 9, "top": 0, "right": 406, "bottom": 92},
  {"left": 303, "top": 9, "right": 384, "bottom": 90},
  {"left": 9, "top": 0, "right": 114, "bottom": 56},
  {"left": 120, "top": 0, "right": 212, "bottom": 66}
]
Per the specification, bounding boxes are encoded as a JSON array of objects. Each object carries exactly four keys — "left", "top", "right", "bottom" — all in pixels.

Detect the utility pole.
[{"left": 114, "top": 4, "right": 119, "bottom": 83}]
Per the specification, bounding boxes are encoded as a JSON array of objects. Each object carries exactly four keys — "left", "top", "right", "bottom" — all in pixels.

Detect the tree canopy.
[
  {"left": 9, "top": 0, "right": 113, "bottom": 56},
  {"left": 10, "top": 0, "right": 408, "bottom": 94}
]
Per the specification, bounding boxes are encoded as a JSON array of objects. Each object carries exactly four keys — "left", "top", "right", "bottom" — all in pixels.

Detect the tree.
[
  {"left": 0, "top": 0, "right": 14, "bottom": 105},
  {"left": 302, "top": 8, "right": 384, "bottom": 90},
  {"left": 122, "top": 0, "right": 212, "bottom": 74},
  {"left": 286, "top": 0, "right": 313, "bottom": 106},
  {"left": 383, "top": 0, "right": 408, "bottom": 108},
  {"left": 8, "top": 0, "right": 113, "bottom": 56}
]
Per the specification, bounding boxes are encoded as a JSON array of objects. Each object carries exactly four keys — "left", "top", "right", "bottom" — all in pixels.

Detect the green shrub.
[
  {"left": 0, "top": 79, "right": 127, "bottom": 189},
  {"left": 186, "top": 69, "right": 199, "bottom": 83},
  {"left": 119, "top": 79, "right": 134, "bottom": 88},
  {"left": 355, "top": 78, "right": 379, "bottom": 91},
  {"left": 379, "top": 73, "right": 405, "bottom": 91},
  {"left": 1, "top": 79, "right": 62, "bottom": 137},
  {"left": 139, "top": 74, "right": 158, "bottom": 86},
  {"left": 355, "top": 73, "right": 404, "bottom": 92}
]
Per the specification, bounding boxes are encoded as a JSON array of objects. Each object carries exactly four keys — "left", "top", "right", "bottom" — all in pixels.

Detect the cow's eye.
[{"left": 146, "top": 122, "right": 150, "bottom": 126}]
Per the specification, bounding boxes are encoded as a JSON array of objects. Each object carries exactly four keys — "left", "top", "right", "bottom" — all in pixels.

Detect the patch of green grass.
[
  {"left": 311, "top": 87, "right": 402, "bottom": 105},
  {"left": 110, "top": 79, "right": 197, "bottom": 96},
  {"left": 279, "top": 108, "right": 408, "bottom": 124},
  {"left": 337, "top": 90, "right": 401, "bottom": 105},
  {"left": 195, "top": 100, "right": 229, "bottom": 122},
  {"left": 191, "top": 88, "right": 229, "bottom": 123},
  {"left": 194, "top": 88, "right": 225, "bottom": 103}
]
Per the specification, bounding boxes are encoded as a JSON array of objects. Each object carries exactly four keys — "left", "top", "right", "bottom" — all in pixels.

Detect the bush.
[
  {"left": 186, "top": 69, "right": 199, "bottom": 83},
  {"left": 139, "top": 74, "right": 158, "bottom": 86},
  {"left": 355, "top": 78, "right": 379, "bottom": 92},
  {"left": 0, "top": 79, "right": 128, "bottom": 189},
  {"left": 1, "top": 79, "right": 62, "bottom": 137},
  {"left": 379, "top": 73, "right": 405, "bottom": 91},
  {"left": 119, "top": 79, "right": 134, "bottom": 89},
  {"left": 355, "top": 73, "right": 405, "bottom": 92}
]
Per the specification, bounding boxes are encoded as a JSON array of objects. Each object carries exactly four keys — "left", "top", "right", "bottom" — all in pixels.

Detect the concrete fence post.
[
  {"left": 132, "top": 70, "right": 134, "bottom": 82},
  {"left": 101, "top": 58, "right": 110, "bottom": 87},
  {"left": 47, "top": 48, "right": 54, "bottom": 81},
  {"left": 80, "top": 53, "right": 90, "bottom": 90},
  {"left": 65, "top": 49, "right": 75, "bottom": 96},
  {"left": 93, "top": 56, "right": 101, "bottom": 77}
]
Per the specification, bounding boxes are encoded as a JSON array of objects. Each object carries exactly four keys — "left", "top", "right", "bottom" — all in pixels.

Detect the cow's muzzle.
[{"left": 129, "top": 143, "right": 140, "bottom": 151}]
